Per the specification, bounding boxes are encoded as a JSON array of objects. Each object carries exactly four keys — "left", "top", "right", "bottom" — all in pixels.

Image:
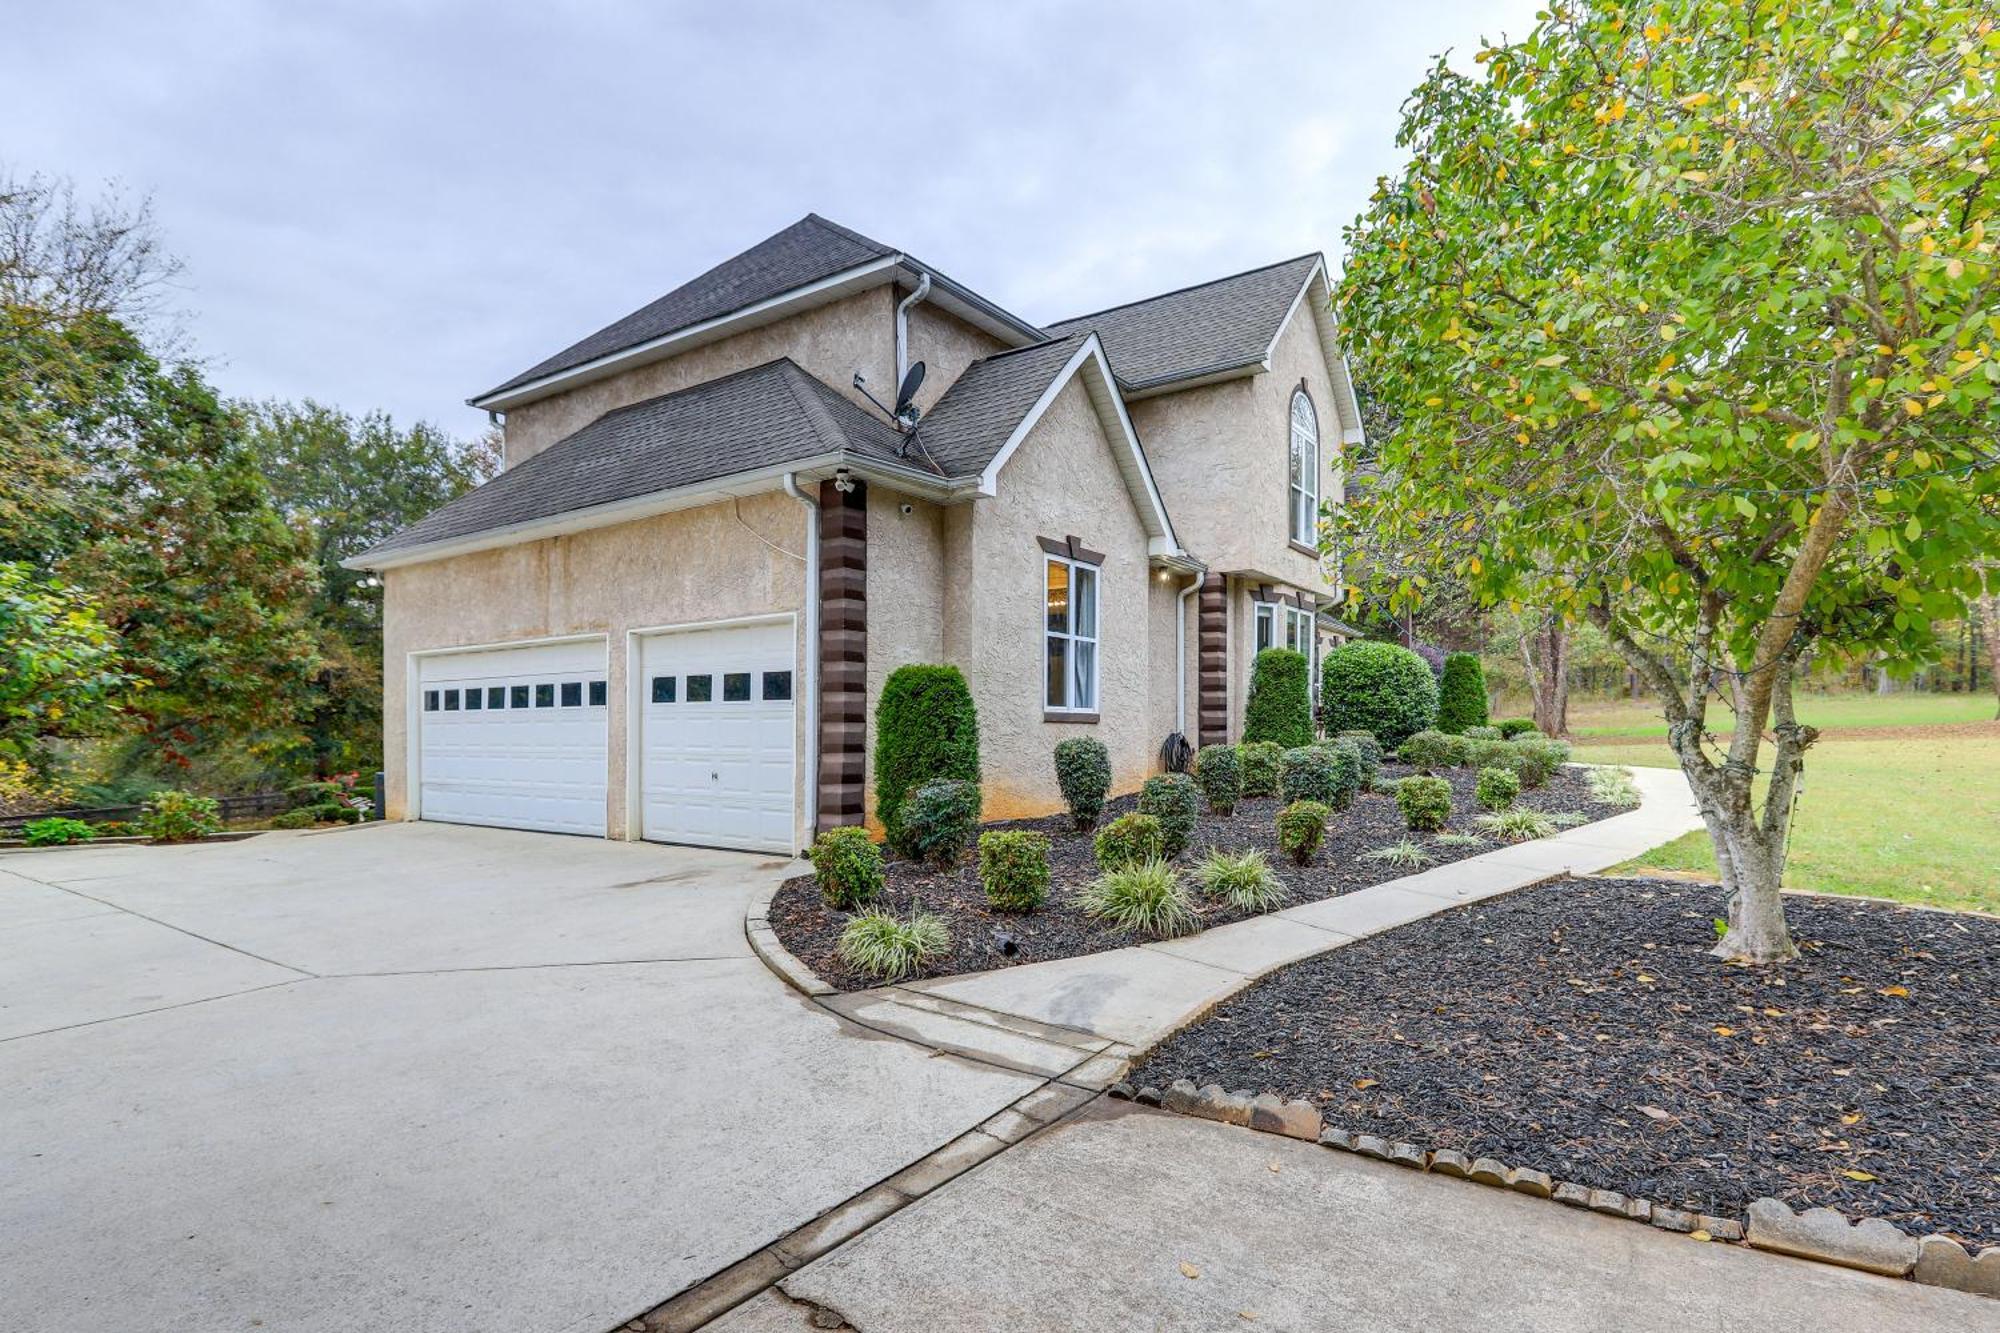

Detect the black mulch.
[
  {"left": 1135, "top": 877, "right": 2000, "bottom": 1245},
  {"left": 768, "top": 764, "right": 1616, "bottom": 991}
]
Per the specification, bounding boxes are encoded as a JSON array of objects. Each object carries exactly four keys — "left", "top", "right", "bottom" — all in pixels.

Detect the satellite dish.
[{"left": 893, "top": 361, "right": 926, "bottom": 418}]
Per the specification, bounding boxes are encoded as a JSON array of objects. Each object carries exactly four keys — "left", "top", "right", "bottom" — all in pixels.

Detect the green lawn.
[
  {"left": 1565, "top": 691, "right": 1994, "bottom": 738},
  {"left": 1586, "top": 736, "right": 2000, "bottom": 914}
]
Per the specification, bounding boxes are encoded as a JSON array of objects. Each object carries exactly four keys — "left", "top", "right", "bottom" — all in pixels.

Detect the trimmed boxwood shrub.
[
  {"left": 1094, "top": 812, "right": 1164, "bottom": 871},
  {"left": 1139, "top": 773, "right": 1200, "bottom": 859},
  {"left": 1436, "top": 652, "right": 1489, "bottom": 734},
  {"left": 1335, "top": 730, "right": 1383, "bottom": 789},
  {"left": 1242, "top": 648, "right": 1313, "bottom": 749},
  {"left": 1509, "top": 735, "right": 1572, "bottom": 788},
  {"left": 140, "top": 790, "right": 222, "bottom": 843},
  {"left": 1397, "top": 729, "right": 1464, "bottom": 771},
  {"left": 1475, "top": 766, "right": 1521, "bottom": 812},
  {"left": 1496, "top": 718, "right": 1540, "bottom": 739},
  {"left": 811, "top": 826, "right": 884, "bottom": 909},
  {"left": 1276, "top": 800, "right": 1331, "bottom": 865},
  {"left": 1193, "top": 744, "right": 1242, "bottom": 816},
  {"left": 1053, "top": 736, "right": 1112, "bottom": 830},
  {"left": 1320, "top": 737, "right": 1365, "bottom": 811},
  {"left": 1239, "top": 741, "right": 1283, "bottom": 798},
  {"left": 978, "top": 830, "right": 1051, "bottom": 911},
  {"left": 306, "top": 801, "right": 361, "bottom": 825},
  {"left": 268, "top": 809, "right": 318, "bottom": 830},
  {"left": 1396, "top": 776, "right": 1454, "bottom": 832},
  {"left": 1319, "top": 641, "right": 1439, "bottom": 748},
  {"left": 1280, "top": 746, "right": 1338, "bottom": 805},
  {"left": 898, "top": 779, "right": 982, "bottom": 867},
  {"left": 875, "top": 665, "right": 980, "bottom": 851}
]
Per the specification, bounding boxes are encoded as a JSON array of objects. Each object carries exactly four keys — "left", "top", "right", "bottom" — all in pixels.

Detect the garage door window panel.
[
  {"left": 687, "top": 674, "right": 713, "bottom": 702},
  {"left": 652, "top": 676, "right": 676, "bottom": 703},
  {"left": 588, "top": 680, "right": 606, "bottom": 706},
  {"left": 724, "top": 672, "right": 751, "bottom": 702},
  {"left": 535, "top": 684, "right": 555, "bottom": 708},
  {"left": 763, "top": 670, "right": 792, "bottom": 701},
  {"left": 560, "top": 681, "right": 582, "bottom": 707}
]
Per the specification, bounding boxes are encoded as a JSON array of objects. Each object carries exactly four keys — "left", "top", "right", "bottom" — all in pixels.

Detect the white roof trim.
[
  {"left": 974, "top": 334, "right": 1182, "bottom": 553},
  {"left": 1267, "top": 259, "right": 1367, "bottom": 447}
]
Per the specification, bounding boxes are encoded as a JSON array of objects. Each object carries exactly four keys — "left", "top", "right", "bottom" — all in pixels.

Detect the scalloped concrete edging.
[{"left": 1114, "top": 1079, "right": 1996, "bottom": 1301}]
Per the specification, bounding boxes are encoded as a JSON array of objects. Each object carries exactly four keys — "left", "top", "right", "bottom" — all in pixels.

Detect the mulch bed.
[
  {"left": 768, "top": 764, "right": 1618, "bottom": 991},
  {"left": 1135, "top": 877, "right": 2000, "bottom": 1246}
]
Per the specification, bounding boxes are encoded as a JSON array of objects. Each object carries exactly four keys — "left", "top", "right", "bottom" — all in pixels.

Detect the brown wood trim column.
[
  {"left": 818, "top": 478, "right": 867, "bottom": 827},
  {"left": 1197, "top": 572, "right": 1228, "bottom": 748}
]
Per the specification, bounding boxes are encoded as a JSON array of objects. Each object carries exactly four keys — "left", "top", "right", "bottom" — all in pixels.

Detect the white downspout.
[
  {"left": 782, "top": 473, "right": 819, "bottom": 844},
  {"left": 895, "top": 271, "right": 932, "bottom": 385},
  {"left": 1177, "top": 577, "right": 1198, "bottom": 736}
]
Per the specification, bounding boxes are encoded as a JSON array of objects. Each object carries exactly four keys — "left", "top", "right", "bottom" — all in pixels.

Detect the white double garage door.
[{"left": 414, "top": 620, "right": 797, "bottom": 852}]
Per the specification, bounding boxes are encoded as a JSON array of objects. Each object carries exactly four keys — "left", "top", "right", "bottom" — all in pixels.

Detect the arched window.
[{"left": 1289, "top": 390, "right": 1319, "bottom": 546}]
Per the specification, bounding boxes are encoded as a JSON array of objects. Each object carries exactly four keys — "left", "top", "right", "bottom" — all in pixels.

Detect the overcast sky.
[{"left": 5, "top": 0, "right": 1538, "bottom": 438}]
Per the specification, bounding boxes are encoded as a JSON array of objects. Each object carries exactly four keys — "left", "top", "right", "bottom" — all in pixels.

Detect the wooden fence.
[{"left": 0, "top": 790, "right": 291, "bottom": 833}]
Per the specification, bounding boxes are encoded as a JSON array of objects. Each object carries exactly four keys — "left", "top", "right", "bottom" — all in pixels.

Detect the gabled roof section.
[
  {"left": 358, "top": 359, "right": 908, "bottom": 566},
  {"left": 1048, "top": 253, "right": 1321, "bottom": 393}
]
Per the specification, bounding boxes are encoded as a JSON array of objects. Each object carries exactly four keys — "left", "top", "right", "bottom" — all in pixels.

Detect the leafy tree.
[
  {"left": 0, "top": 562, "right": 129, "bottom": 770},
  {"left": 1336, "top": 1, "right": 2000, "bottom": 962}
]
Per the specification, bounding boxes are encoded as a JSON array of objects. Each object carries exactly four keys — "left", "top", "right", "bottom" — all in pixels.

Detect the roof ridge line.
[
  {"left": 1050, "top": 251, "right": 1323, "bottom": 327},
  {"left": 776, "top": 361, "right": 861, "bottom": 456},
  {"left": 801, "top": 213, "right": 898, "bottom": 258}
]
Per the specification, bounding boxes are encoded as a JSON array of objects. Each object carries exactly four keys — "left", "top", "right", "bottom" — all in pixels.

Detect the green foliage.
[
  {"left": 1319, "top": 642, "right": 1438, "bottom": 748},
  {"left": 896, "top": 779, "right": 982, "bottom": 868},
  {"left": 1275, "top": 800, "right": 1331, "bottom": 865},
  {"left": 1585, "top": 765, "right": 1641, "bottom": 807},
  {"left": 1242, "top": 648, "right": 1313, "bottom": 748},
  {"left": 875, "top": 665, "right": 980, "bottom": 849},
  {"left": 1279, "top": 746, "right": 1338, "bottom": 806},
  {"left": 1397, "top": 730, "right": 1468, "bottom": 771},
  {"left": 0, "top": 563, "right": 129, "bottom": 768},
  {"left": 1093, "top": 812, "right": 1164, "bottom": 871},
  {"left": 1508, "top": 736, "right": 1570, "bottom": 789},
  {"left": 810, "top": 826, "right": 884, "bottom": 910},
  {"left": 1396, "top": 776, "right": 1453, "bottom": 832},
  {"left": 1138, "top": 772, "right": 1200, "bottom": 859},
  {"left": 1463, "top": 725, "right": 1502, "bottom": 741},
  {"left": 1496, "top": 719, "right": 1539, "bottom": 739},
  {"left": 1475, "top": 766, "right": 1521, "bottom": 812},
  {"left": 268, "top": 808, "right": 318, "bottom": 830},
  {"left": 22, "top": 816, "right": 94, "bottom": 846},
  {"left": 1435, "top": 653, "right": 1489, "bottom": 733},
  {"left": 1075, "top": 858, "right": 1198, "bottom": 938},
  {"left": 1238, "top": 741, "right": 1284, "bottom": 798},
  {"left": 837, "top": 909, "right": 951, "bottom": 982},
  {"left": 1320, "top": 738, "right": 1365, "bottom": 811},
  {"left": 1360, "top": 839, "right": 1434, "bottom": 870},
  {"left": 977, "top": 829, "right": 1051, "bottom": 912},
  {"left": 1335, "top": 730, "right": 1383, "bottom": 789},
  {"left": 1431, "top": 831, "right": 1487, "bottom": 849},
  {"left": 140, "top": 789, "right": 221, "bottom": 842},
  {"left": 1190, "top": 847, "right": 1289, "bottom": 912},
  {"left": 1193, "top": 744, "right": 1242, "bottom": 816},
  {"left": 1052, "top": 736, "right": 1112, "bottom": 830},
  {"left": 1477, "top": 808, "right": 1559, "bottom": 843}
]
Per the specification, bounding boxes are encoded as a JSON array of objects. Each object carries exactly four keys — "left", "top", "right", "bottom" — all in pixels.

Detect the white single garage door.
[
  {"left": 638, "top": 620, "right": 797, "bottom": 853},
  {"left": 416, "top": 640, "right": 608, "bottom": 836}
]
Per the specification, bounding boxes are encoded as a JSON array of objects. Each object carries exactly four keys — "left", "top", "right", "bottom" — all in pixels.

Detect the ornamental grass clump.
[
  {"left": 1275, "top": 800, "right": 1331, "bottom": 865},
  {"left": 837, "top": 908, "right": 951, "bottom": 982},
  {"left": 1586, "top": 765, "right": 1641, "bottom": 807},
  {"left": 1190, "top": 847, "right": 1289, "bottom": 912},
  {"left": 1053, "top": 736, "right": 1112, "bottom": 829},
  {"left": 1075, "top": 858, "right": 1198, "bottom": 938},
  {"left": 811, "top": 826, "right": 884, "bottom": 909},
  {"left": 1239, "top": 741, "right": 1284, "bottom": 798},
  {"left": 1193, "top": 744, "right": 1242, "bottom": 816},
  {"left": 977, "top": 830, "right": 1051, "bottom": 912},
  {"left": 897, "top": 779, "right": 982, "bottom": 867},
  {"left": 1396, "top": 776, "right": 1453, "bottom": 832},
  {"left": 1360, "top": 838, "right": 1434, "bottom": 870},
  {"left": 1139, "top": 772, "right": 1200, "bottom": 859},
  {"left": 1475, "top": 765, "right": 1522, "bottom": 812},
  {"left": 1093, "top": 811, "right": 1165, "bottom": 871},
  {"left": 1280, "top": 746, "right": 1338, "bottom": 806},
  {"left": 1476, "top": 808, "right": 1559, "bottom": 842}
]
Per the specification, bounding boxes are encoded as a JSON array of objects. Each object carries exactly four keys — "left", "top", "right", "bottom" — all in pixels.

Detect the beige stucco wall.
[
  {"left": 381, "top": 492, "right": 810, "bottom": 843},
  {"left": 903, "top": 302, "right": 1007, "bottom": 416},
  {"left": 500, "top": 289, "right": 898, "bottom": 466}
]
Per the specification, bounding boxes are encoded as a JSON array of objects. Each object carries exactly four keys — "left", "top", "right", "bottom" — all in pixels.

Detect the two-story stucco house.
[{"left": 351, "top": 215, "right": 1364, "bottom": 853}]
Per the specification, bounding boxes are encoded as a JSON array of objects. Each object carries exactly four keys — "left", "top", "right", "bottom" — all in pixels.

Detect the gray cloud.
[{"left": 4, "top": 0, "right": 1538, "bottom": 436}]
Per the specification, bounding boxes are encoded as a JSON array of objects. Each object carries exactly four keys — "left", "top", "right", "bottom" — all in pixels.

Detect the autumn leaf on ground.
[
  {"left": 1878, "top": 985, "right": 1909, "bottom": 998},
  {"left": 1354, "top": 1078, "right": 1378, "bottom": 1090},
  {"left": 1843, "top": 1170, "right": 1878, "bottom": 1182},
  {"left": 1713, "top": 1026, "right": 1736, "bottom": 1037},
  {"left": 1180, "top": 1262, "right": 1201, "bottom": 1279}
]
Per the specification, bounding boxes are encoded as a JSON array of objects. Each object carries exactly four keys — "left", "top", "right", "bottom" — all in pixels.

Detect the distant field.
[{"left": 1560, "top": 691, "right": 1996, "bottom": 740}]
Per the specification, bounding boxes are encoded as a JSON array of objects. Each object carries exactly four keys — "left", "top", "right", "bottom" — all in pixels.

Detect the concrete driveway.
[{"left": 0, "top": 824, "right": 1038, "bottom": 1333}]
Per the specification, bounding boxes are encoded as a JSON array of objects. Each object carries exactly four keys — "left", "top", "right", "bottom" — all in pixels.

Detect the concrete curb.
[{"left": 743, "top": 880, "right": 834, "bottom": 998}]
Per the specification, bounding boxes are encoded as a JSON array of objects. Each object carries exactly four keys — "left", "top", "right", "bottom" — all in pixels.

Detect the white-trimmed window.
[
  {"left": 1254, "top": 603, "right": 1276, "bottom": 652},
  {"left": 1044, "top": 554, "right": 1100, "bottom": 712},
  {"left": 1254, "top": 601, "right": 1314, "bottom": 655},
  {"left": 1289, "top": 390, "right": 1319, "bottom": 546}
]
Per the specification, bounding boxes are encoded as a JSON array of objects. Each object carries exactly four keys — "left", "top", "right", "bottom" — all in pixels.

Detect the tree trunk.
[
  {"left": 1672, "top": 732, "right": 1801, "bottom": 964},
  {"left": 1979, "top": 580, "right": 2000, "bottom": 719},
  {"left": 1518, "top": 615, "right": 1570, "bottom": 735}
]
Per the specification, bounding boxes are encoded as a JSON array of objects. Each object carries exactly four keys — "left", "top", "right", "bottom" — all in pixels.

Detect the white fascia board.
[
  {"left": 470, "top": 257, "right": 902, "bottom": 412},
  {"left": 1262, "top": 257, "right": 1366, "bottom": 446},
  {"left": 1118, "top": 359, "right": 1269, "bottom": 400}
]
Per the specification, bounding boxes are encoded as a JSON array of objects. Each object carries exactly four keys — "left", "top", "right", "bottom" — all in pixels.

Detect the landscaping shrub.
[
  {"left": 1094, "top": 812, "right": 1165, "bottom": 871},
  {"left": 1191, "top": 847, "right": 1288, "bottom": 912},
  {"left": 977, "top": 830, "right": 1051, "bottom": 912},
  {"left": 140, "top": 790, "right": 222, "bottom": 843},
  {"left": 897, "top": 779, "right": 982, "bottom": 867},
  {"left": 1396, "top": 776, "right": 1453, "bottom": 832},
  {"left": 1436, "top": 652, "right": 1489, "bottom": 734},
  {"left": 285, "top": 780, "right": 343, "bottom": 809},
  {"left": 1193, "top": 745, "right": 1242, "bottom": 816},
  {"left": 1397, "top": 729, "right": 1464, "bottom": 772},
  {"left": 1318, "top": 641, "right": 1439, "bottom": 748},
  {"left": 1139, "top": 773, "right": 1201, "bottom": 859},
  {"left": 875, "top": 664, "right": 980, "bottom": 850},
  {"left": 1335, "top": 730, "right": 1383, "bottom": 790},
  {"left": 811, "top": 826, "right": 884, "bottom": 909},
  {"left": 1475, "top": 766, "right": 1522, "bottom": 812},
  {"left": 1360, "top": 839, "right": 1434, "bottom": 869},
  {"left": 1075, "top": 858, "right": 1198, "bottom": 937},
  {"left": 306, "top": 801, "right": 361, "bottom": 825},
  {"left": 1496, "top": 718, "right": 1540, "bottom": 739},
  {"left": 1476, "top": 808, "right": 1558, "bottom": 842},
  {"left": 22, "top": 816, "right": 95, "bottom": 846},
  {"left": 1464, "top": 737, "right": 1516, "bottom": 771},
  {"left": 1279, "top": 746, "right": 1338, "bottom": 805},
  {"left": 1320, "top": 737, "right": 1365, "bottom": 810},
  {"left": 1586, "top": 765, "right": 1641, "bottom": 807},
  {"left": 1052, "top": 736, "right": 1112, "bottom": 830},
  {"left": 1509, "top": 736, "right": 1569, "bottom": 789},
  {"left": 1238, "top": 741, "right": 1283, "bottom": 798},
  {"left": 1463, "top": 725, "right": 1502, "bottom": 741},
  {"left": 1242, "top": 648, "right": 1313, "bottom": 749},
  {"left": 837, "top": 909, "right": 951, "bottom": 981},
  {"left": 1275, "top": 800, "right": 1331, "bottom": 865},
  {"left": 268, "top": 809, "right": 318, "bottom": 830}
]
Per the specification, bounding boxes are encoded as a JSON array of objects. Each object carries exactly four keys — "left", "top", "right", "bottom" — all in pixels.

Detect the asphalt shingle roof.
[
  {"left": 1047, "top": 253, "right": 1320, "bottom": 390},
  {"left": 364, "top": 359, "right": 906, "bottom": 560},
  {"left": 479, "top": 215, "right": 896, "bottom": 400},
  {"left": 905, "top": 332, "right": 1092, "bottom": 477}
]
